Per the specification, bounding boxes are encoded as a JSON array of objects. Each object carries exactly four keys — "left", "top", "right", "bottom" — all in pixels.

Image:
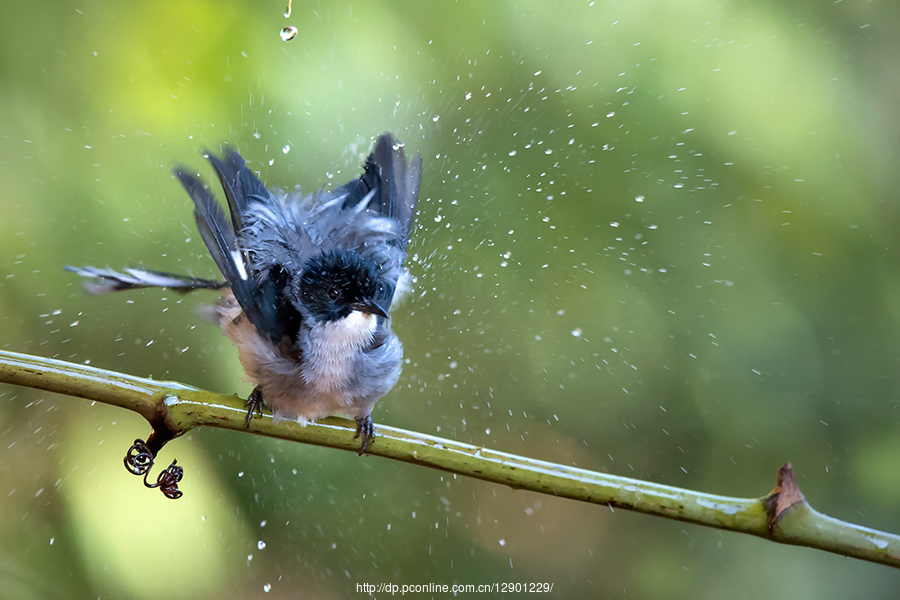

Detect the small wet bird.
[{"left": 68, "top": 133, "right": 422, "bottom": 454}]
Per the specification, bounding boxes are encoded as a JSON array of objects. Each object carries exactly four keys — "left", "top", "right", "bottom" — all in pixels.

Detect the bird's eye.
[{"left": 327, "top": 287, "right": 341, "bottom": 301}]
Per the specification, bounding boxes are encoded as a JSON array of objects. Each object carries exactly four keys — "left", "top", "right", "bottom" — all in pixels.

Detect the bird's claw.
[
  {"left": 245, "top": 387, "right": 265, "bottom": 427},
  {"left": 354, "top": 415, "right": 375, "bottom": 456}
]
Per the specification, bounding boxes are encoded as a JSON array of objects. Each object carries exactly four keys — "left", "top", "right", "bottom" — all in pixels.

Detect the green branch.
[{"left": 1, "top": 349, "right": 898, "bottom": 568}]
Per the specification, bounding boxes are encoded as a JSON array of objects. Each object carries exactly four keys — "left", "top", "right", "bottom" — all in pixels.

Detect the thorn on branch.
[
  {"left": 123, "top": 438, "right": 184, "bottom": 500},
  {"left": 764, "top": 462, "right": 806, "bottom": 531}
]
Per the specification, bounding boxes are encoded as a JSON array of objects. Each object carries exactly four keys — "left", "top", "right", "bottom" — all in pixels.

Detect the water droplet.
[
  {"left": 571, "top": 328, "right": 582, "bottom": 337},
  {"left": 499, "top": 539, "right": 507, "bottom": 546},
  {"left": 263, "top": 583, "right": 272, "bottom": 593},
  {"left": 282, "top": 144, "right": 291, "bottom": 154},
  {"left": 280, "top": 26, "right": 297, "bottom": 41},
  {"left": 432, "top": 115, "right": 440, "bottom": 122},
  {"left": 258, "top": 540, "right": 267, "bottom": 550},
  {"left": 635, "top": 195, "right": 644, "bottom": 202},
  {"left": 283, "top": 0, "right": 292, "bottom": 18},
  {"left": 49, "top": 537, "right": 54, "bottom": 545}
]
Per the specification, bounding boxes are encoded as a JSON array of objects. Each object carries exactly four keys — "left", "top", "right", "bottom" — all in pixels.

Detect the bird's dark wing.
[
  {"left": 320, "top": 133, "right": 422, "bottom": 313},
  {"left": 204, "top": 148, "right": 278, "bottom": 235},
  {"left": 174, "top": 154, "right": 301, "bottom": 345},
  {"left": 332, "top": 133, "right": 422, "bottom": 251}
]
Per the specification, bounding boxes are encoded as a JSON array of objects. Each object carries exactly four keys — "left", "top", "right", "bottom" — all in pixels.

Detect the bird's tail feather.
[{"left": 64, "top": 265, "right": 225, "bottom": 294}]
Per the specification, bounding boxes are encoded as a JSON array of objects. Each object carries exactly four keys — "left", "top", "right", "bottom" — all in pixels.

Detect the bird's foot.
[
  {"left": 354, "top": 414, "right": 375, "bottom": 456},
  {"left": 245, "top": 387, "right": 265, "bottom": 427}
]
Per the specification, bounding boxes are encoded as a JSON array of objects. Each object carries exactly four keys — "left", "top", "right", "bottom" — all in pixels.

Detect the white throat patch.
[
  {"left": 317, "top": 310, "right": 378, "bottom": 348},
  {"left": 303, "top": 310, "right": 379, "bottom": 395}
]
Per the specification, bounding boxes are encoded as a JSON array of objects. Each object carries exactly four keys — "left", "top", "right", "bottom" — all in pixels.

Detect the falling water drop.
[{"left": 280, "top": 26, "right": 298, "bottom": 41}]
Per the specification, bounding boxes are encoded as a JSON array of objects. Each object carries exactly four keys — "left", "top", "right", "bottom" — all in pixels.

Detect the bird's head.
[{"left": 297, "top": 249, "right": 389, "bottom": 323}]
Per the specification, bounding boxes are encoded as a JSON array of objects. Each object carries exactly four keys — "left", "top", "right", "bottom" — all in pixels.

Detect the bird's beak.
[{"left": 355, "top": 300, "right": 389, "bottom": 319}]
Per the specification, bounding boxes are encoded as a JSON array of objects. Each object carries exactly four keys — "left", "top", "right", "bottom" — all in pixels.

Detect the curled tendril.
[
  {"left": 123, "top": 438, "right": 184, "bottom": 500},
  {"left": 146, "top": 460, "right": 184, "bottom": 500},
  {"left": 124, "top": 439, "right": 154, "bottom": 475}
]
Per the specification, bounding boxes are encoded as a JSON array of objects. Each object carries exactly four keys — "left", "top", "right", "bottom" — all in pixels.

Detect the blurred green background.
[{"left": 2, "top": 0, "right": 900, "bottom": 597}]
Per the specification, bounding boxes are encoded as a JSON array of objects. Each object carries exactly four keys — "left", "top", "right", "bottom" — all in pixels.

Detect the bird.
[{"left": 67, "top": 133, "right": 422, "bottom": 454}]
